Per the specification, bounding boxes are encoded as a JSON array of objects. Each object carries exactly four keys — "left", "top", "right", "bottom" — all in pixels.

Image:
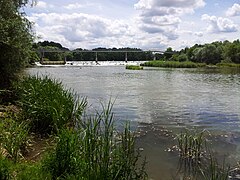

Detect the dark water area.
[{"left": 27, "top": 64, "right": 240, "bottom": 179}]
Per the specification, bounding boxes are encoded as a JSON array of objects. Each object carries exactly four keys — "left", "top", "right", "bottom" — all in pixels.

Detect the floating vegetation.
[
  {"left": 126, "top": 65, "right": 143, "bottom": 70},
  {"left": 141, "top": 60, "right": 206, "bottom": 68}
]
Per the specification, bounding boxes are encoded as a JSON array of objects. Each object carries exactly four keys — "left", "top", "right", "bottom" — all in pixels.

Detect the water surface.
[{"left": 27, "top": 64, "right": 240, "bottom": 179}]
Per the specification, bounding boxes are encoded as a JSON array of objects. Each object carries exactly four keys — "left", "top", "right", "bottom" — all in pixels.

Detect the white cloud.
[
  {"left": 134, "top": 0, "right": 205, "bottom": 40},
  {"left": 30, "top": 12, "right": 168, "bottom": 50},
  {"left": 194, "top": 32, "right": 203, "bottom": 37},
  {"left": 36, "top": 1, "right": 47, "bottom": 8},
  {"left": 226, "top": 3, "right": 240, "bottom": 17},
  {"left": 64, "top": 3, "right": 84, "bottom": 10},
  {"left": 64, "top": 2, "right": 102, "bottom": 10},
  {"left": 201, "top": 14, "right": 238, "bottom": 33}
]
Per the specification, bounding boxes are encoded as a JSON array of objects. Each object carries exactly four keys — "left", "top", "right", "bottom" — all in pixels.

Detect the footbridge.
[{"left": 38, "top": 49, "right": 167, "bottom": 63}]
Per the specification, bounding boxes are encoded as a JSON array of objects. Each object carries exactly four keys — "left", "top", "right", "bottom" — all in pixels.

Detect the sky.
[{"left": 25, "top": 0, "right": 240, "bottom": 50}]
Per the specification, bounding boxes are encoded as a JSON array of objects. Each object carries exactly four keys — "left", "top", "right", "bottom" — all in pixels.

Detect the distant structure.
[{"left": 38, "top": 49, "right": 166, "bottom": 64}]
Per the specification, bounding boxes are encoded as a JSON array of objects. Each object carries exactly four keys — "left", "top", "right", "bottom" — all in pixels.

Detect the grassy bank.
[
  {"left": 141, "top": 60, "right": 206, "bottom": 68},
  {"left": 0, "top": 76, "right": 147, "bottom": 179},
  {"left": 216, "top": 63, "right": 240, "bottom": 68}
]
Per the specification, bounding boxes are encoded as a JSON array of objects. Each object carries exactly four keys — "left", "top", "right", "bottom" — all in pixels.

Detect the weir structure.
[{"left": 38, "top": 49, "right": 166, "bottom": 64}]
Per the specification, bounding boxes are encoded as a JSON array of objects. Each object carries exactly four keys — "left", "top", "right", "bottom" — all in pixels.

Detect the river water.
[{"left": 27, "top": 63, "right": 240, "bottom": 179}]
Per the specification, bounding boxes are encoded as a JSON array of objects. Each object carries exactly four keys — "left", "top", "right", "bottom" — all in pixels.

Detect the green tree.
[
  {"left": 0, "top": 0, "right": 34, "bottom": 88},
  {"left": 223, "top": 40, "right": 240, "bottom": 64}
]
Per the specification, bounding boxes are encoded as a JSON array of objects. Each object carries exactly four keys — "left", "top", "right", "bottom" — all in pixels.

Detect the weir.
[{"left": 38, "top": 49, "right": 170, "bottom": 64}]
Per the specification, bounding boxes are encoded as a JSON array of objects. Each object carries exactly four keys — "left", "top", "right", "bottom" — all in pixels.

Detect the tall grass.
[
  {"left": 16, "top": 75, "right": 87, "bottom": 134},
  {"left": 176, "top": 130, "right": 230, "bottom": 180},
  {"left": 43, "top": 102, "right": 147, "bottom": 180},
  {"left": 200, "top": 154, "right": 230, "bottom": 180},
  {"left": 0, "top": 155, "right": 12, "bottom": 180},
  {"left": 216, "top": 63, "right": 240, "bottom": 68},
  {"left": 176, "top": 130, "right": 205, "bottom": 177},
  {"left": 126, "top": 65, "right": 143, "bottom": 70},
  {"left": 0, "top": 114, "right": 29, "bottom": 163},
  {"left": 141, "top": 60, "right": 206, "bottom": 68}
]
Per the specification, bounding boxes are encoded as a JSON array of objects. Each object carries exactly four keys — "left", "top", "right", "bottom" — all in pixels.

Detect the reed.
[
  {"left": 0, "top": 155, "right": 11, "bottom": 180},
  {"left": 16, "top": 75, "right": 87, "bottom": 134},
  {"left": 200, "top": 154, "right": 230, "bottom": 180},
  {"left": 0, "top": 115, "right": 29, "bottom": 163},
  {"left": 43, "top": 102, "right": 147, "bottom": 179},
  {"left": 141, "top": 60, "right": 206, "bottom": 68},
  {"left": 216, "top": 63, "right": 240, "bottom": 68},
  {"left": 176, "top": 130, "right": 206, "bottom": 177}
]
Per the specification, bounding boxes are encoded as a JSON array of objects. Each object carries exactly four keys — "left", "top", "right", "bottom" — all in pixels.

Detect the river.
[{"left": 27, "top": 63, "right": 240, "bottom": 179}]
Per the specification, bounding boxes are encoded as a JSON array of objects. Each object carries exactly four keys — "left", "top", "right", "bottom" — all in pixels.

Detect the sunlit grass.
[
  {"left": 141, "top": 60, "right": 206, "bottom": 68},
  {"left": 16, "top": 75, "right": 87, "bottom": 134},
  {"left": 126, "top": 65, "right": 143, "bottom": 70}
]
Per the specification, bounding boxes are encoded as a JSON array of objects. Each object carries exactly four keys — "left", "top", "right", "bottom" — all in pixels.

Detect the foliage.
[
  {"left": 126, "top": 65, "right": 143, "bottom": 70},
  {"left": 43, "top": 102, "right": 147, "bottom": 180},
  {"left": 16, "top": 75, "right": 87, "bottom": 134},
  {"left": 0, "top": 0, "right": 34, "bottom": 89},
  {"left": 142, "top": 60, "right": 206, "bottom": 68}
]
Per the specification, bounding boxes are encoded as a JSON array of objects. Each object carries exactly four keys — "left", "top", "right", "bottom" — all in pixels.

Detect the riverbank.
[
  {"left": 0, "top": 76, "right": 147, "bottom": 179},
  {"left": 141, "top": 60, "right": 240, "bottom": 69}
]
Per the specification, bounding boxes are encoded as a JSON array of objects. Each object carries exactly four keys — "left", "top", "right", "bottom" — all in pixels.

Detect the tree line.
[
  {"left": 33, "top": 40, "right": 240, "bottom": 64},
  {"left": 33, "top": 41, "right": 154, "bottom": 61},
  {"left": 165, "top": 40, "right": 240, "bottom": 64}
]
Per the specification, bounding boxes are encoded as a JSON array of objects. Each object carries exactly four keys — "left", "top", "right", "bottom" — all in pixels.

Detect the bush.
[{"left": 16, "top": 75, "right": 87, "bottom": 134}]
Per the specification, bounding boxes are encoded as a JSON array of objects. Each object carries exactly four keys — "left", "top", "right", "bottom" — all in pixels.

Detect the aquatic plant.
[
  {"left": 126, "top": 65, "right": 143, "bottom": 70},
  {"left": 216, "top": 63, "right": 240, "bottom": 68},
  {"left": 141, "top": 60, "right": 206, "bottom": 68},
  {"left": 200, "top": 154, "right": 230, "bottom": 180},
  {"left": 43, "top": 102, "right": 147, "bottom": 180},
  {"left": 16, "top": 75, "right": 87, "bottom": 134}
]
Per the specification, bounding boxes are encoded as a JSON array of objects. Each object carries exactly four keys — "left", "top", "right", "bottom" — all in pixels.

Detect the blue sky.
[{"left": 25, "top": 0, "right": 240, "bottom": 50}]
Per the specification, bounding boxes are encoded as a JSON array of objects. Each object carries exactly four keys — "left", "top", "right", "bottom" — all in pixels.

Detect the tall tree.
[{"left": 0, "top": 0, "right": 34, "bottom": 88}]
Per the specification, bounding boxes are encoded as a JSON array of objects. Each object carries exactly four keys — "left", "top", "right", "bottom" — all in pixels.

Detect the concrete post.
[{"left": 95, "top": 52, "right": 98, "bottom": 63}]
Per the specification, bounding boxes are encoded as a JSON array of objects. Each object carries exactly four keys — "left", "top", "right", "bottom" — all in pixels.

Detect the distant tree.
[
  {"left": 0, "top": 0, "right": 34, "bottom": 88},
  {"left": 223, "top": 40, "right": 240, "bottom": 64},
  {"left": 164, "top": 47, "right": 174, "bottom": 60}
]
